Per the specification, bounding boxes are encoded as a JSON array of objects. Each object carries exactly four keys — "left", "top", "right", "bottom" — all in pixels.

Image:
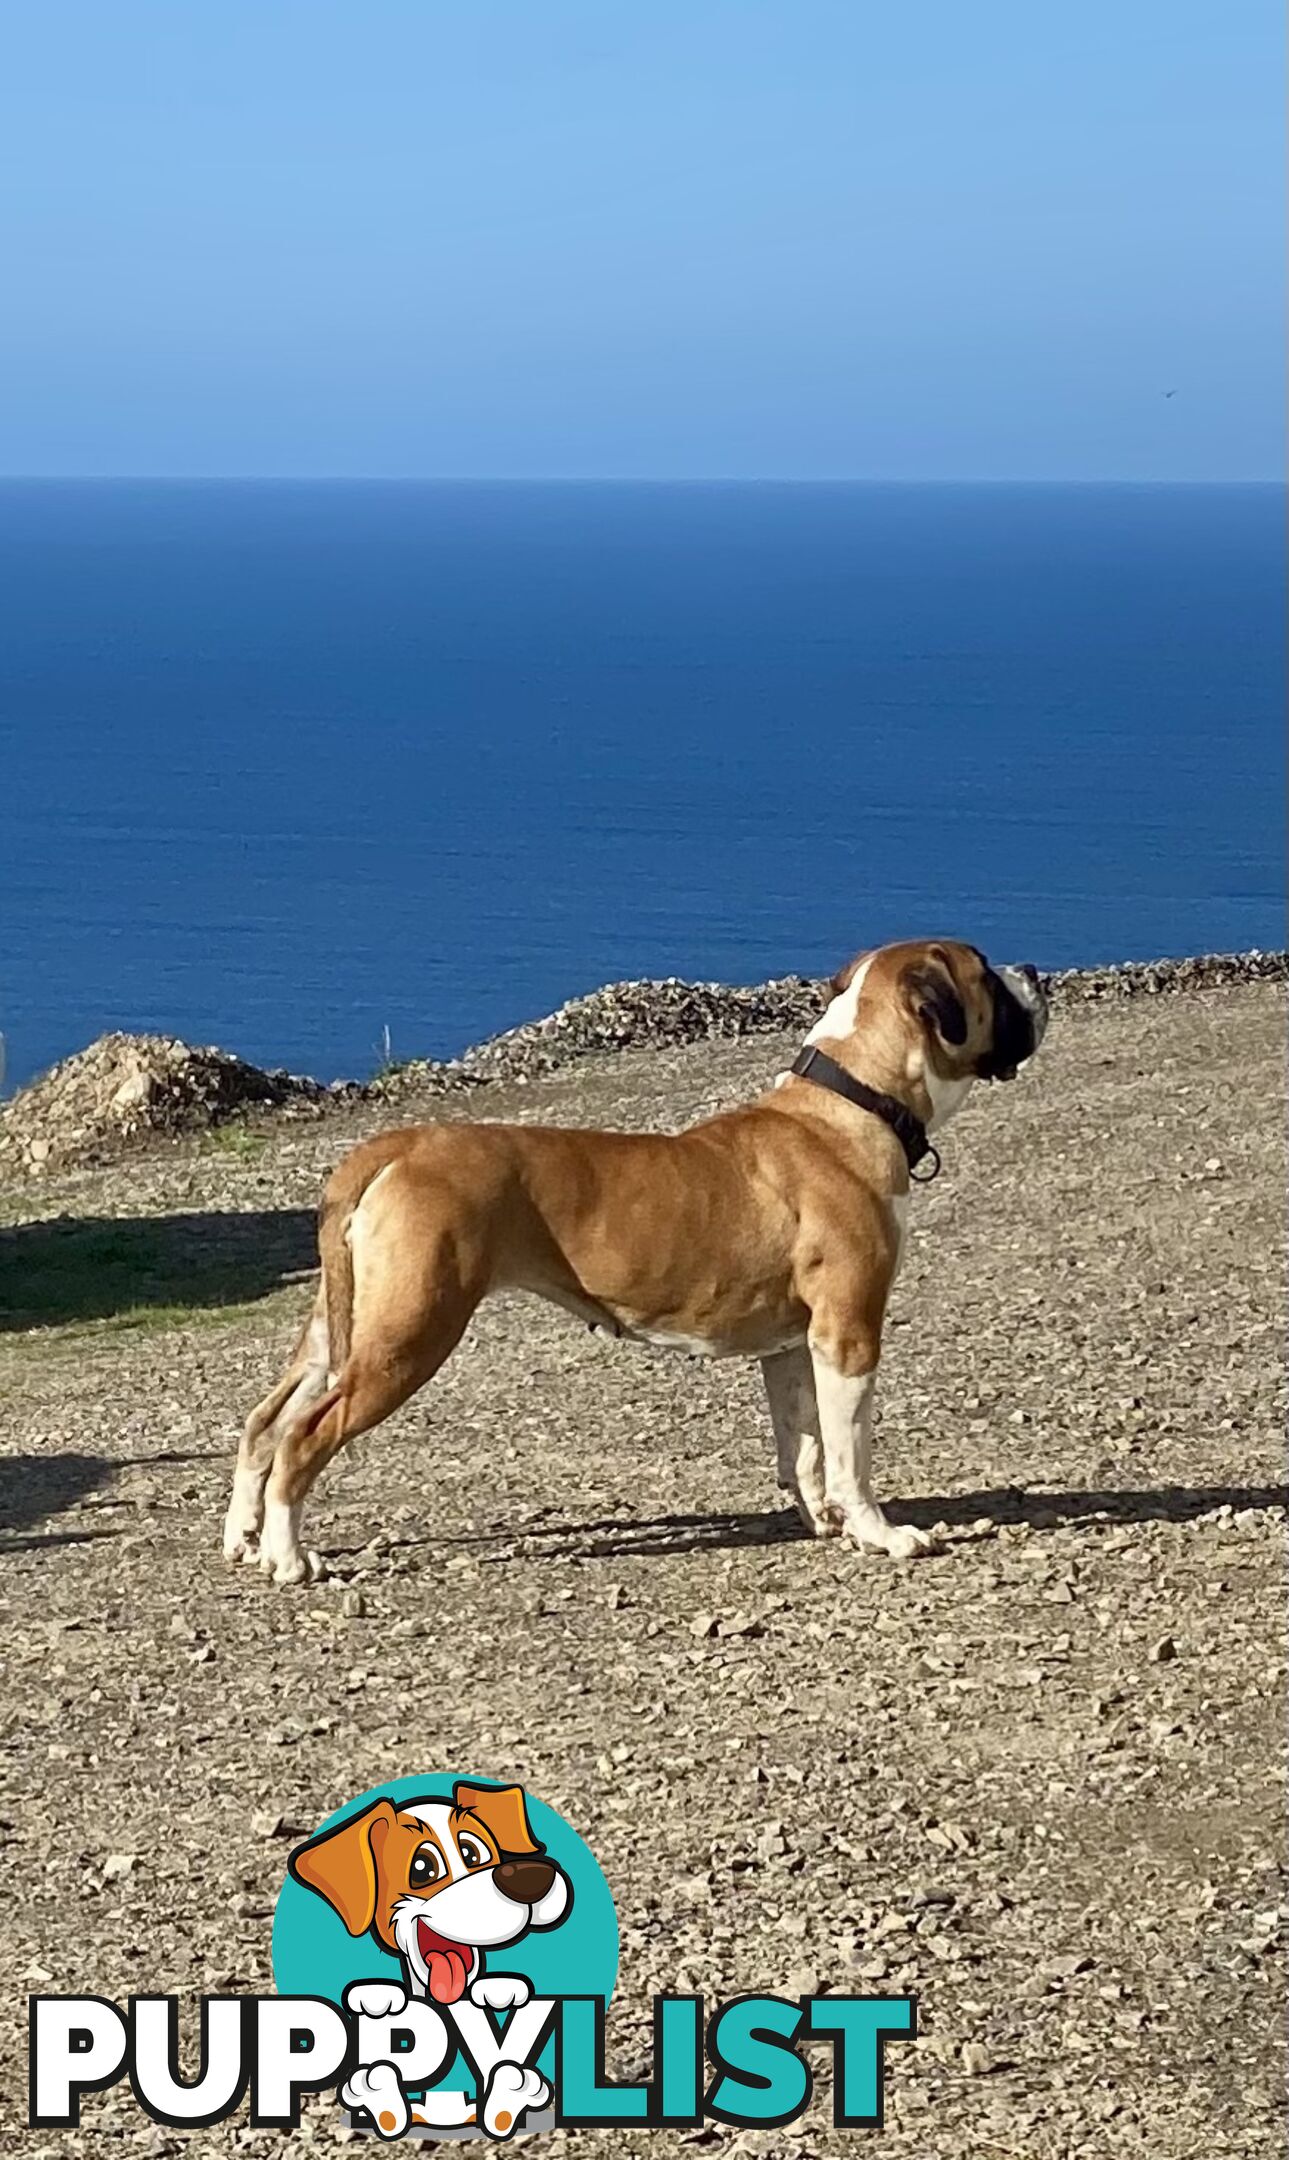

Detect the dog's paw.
[
  {"left": 800, "top": 1499, "right": 843, "bottom": 1539},
  {"left": 884, "top": 1523, "right": 935, "bottom": 1561},
  {"left": 221, "top": 1521, "right": 259, "bottom": 1564},
  {"left": 483, "top": 2061, "right": 550, "bottom": 2139},
  {"left": 842, "top": 1518, "right": 934, "bottom": 1560},
  {"left": 259, "top": 1545, "right": 325, "bottom": 1587},
  {"left": 470, "top": 1973, "right": 531, "bottom": 2011},
  {"left": 342, "top": 2060, "right": 409, "bottom": 2139},
  {"left": 345, "top": 1980, "right": 407, "bottom": 2020},
  {"left": 260, "top": 1543, "right": 308, "bottom": 1586}
]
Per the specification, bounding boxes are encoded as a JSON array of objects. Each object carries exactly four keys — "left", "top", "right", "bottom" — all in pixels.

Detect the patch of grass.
[
  {"left": 0, "top": 1208, "right": 314, "bottom": 1333},
  {"left": 56, "top": 1295, "right": 280, "bottom": 1341},
  {"left": 205, "top": 1123, "right": 270, "bottom": 1160}
]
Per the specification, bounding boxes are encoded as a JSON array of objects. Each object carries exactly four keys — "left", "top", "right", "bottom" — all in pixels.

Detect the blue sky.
[{"left": 0, "top": 1, "right": 1282, "bottom": 479}]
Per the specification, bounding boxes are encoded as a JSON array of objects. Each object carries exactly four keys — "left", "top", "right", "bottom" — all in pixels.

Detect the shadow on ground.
[
  {"left": 424, "top": 1481, "right": 1289, "bottom": 1563},
  {"left": 0, "top": 1444, "right": 226, "bottom": 1552},
  {"left": 0, "top": 1450, "right": 116, "bottom": 1539},
  {"left": 0, "top": 1209, "right": 316, "bottom": 1331}
]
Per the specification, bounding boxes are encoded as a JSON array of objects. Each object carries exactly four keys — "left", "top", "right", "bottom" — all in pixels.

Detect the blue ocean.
[{"left": 0, "top": 481, "right": 1282, "bottom": 1092}]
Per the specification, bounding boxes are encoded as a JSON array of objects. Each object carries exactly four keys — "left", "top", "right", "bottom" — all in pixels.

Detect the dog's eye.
[
  {"left": 457, "top": 1835, "right": 489, "bottom": 1869},
  {"left": 409, "top": 1842, "right": 446, "bottom": 1887}
]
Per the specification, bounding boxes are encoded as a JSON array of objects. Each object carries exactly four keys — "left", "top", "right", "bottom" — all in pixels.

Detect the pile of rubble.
[
  {"left": 456, "top": 948, "right": 1287, "bottom": 1083},
  {"left": 457, "top": 973, "right": 825, "bottom": 1083},
  {"left": 2, "top": 948, "right": 1283, "bottom": 1174},
  {"left": 1045, "top": 948, "right": 1287, "bottom": 1003},
  {"left": 0, "top": 1033, "right": 354, "bottom": 1176}
]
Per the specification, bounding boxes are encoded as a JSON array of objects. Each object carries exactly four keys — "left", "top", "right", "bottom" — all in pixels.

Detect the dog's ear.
[
  {"left": 288, "top": 1798, "right": 398, "bottom": 1935},
  {"left": 902, "top": 952, "right": 967, "bottom": 1047},
  {"left": 828, "top": 949, "right": 871, "bottom": 999},
  {"left": 453, "top": 1782, "right": 541, "bottom": 1858}
]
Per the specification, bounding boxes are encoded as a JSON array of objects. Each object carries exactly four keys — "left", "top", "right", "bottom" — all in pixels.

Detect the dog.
[
  {"left": 291, "top": 1781, "right": 569, "bottom": 2138},
  {"left": 224, "top": 937, "right": 1047, "bottom": 1583}
]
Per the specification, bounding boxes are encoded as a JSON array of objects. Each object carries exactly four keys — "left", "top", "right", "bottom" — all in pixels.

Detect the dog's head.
[
  {"left": 289, "top": 1782, "right": 571, "bottom": 2005},
  {"left": 814, "top": 938, "right": 1048, "bottom": 1123}
]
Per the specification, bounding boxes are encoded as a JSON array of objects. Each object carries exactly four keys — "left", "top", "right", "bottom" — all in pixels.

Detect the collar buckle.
[
  {"left": 790, "top": 1045, "right": 941, "bottom": 1184},
  {"left": 909, "top": 1143, "right": 941, "bottom": 1183}
]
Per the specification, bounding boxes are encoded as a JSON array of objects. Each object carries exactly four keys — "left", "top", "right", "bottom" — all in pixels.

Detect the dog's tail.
[
  {"left": 318, "top": 1191, "right": 356, "bottom": 1375},
  {"left": 315, "top": 1143, "right": 404, "bottom": 1383}
]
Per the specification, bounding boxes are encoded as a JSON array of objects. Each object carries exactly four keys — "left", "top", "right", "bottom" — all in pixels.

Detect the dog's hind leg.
[
  {"left": 761, "top": 1345, "right": 832, "bottom": 1536},
  {"left": 259, "top": 1277, "right": 481, "bottom": 1586},
  {"left": 222, "top": 1290, "right": 330, "bottom": 1564}
]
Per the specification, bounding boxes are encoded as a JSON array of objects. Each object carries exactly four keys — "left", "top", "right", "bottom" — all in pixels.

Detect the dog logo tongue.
[{"left": 417, "top": 1920, "right": 472, "bottom": 2005}]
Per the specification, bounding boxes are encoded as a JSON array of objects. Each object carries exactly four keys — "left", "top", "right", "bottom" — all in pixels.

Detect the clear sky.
[{"left": 0, "top": 0, "right": 1282, "bottom": 480}]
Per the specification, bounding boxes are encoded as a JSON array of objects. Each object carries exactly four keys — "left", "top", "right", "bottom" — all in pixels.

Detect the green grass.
[
  {"left": 204, "top": 1123, "right": 270, "bottom": 1160},
  {"left": 0, "top": 1207, "right": 314, "bottom": 1335}
]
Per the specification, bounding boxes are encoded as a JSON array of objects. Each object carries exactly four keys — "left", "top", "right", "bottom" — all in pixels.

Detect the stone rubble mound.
[
  {"left": 458, "top": 973, "right": 825, "bottom": 1083},
  {"left": 0, "top": 1032, "right": 351, "bottom": 1175},
  {"left": 458, "top": 948, "right": 1287, "bottom": 1084},
  {"left": 1, "top": 948, "right": 1282, "bottom": 1173}
]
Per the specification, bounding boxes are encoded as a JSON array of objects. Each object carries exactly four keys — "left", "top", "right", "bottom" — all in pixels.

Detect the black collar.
[{"left": 790, "top": 1045, "right": 941, "bottom": 1181}]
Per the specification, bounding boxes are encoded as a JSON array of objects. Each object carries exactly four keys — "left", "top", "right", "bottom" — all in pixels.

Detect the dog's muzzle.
[{"left": 977, "top": 963, "right": 1049, "bottom": 1080}]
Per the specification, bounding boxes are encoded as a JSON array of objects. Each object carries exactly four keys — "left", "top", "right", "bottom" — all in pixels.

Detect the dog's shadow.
[
  {"left": 0, "top": 1209, "right": 315, "bottom": 1332},
  {"left": 451, "top": 1481, "right": 1288, "bottom": 1563},
  {"left": 0, "top": 1445, "right": 219, "bottom": 1552}
]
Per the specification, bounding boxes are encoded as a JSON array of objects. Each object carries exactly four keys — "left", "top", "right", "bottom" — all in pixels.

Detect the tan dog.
[{"left": 223, "top": 938, "right": 1047, "bottom": 1583}]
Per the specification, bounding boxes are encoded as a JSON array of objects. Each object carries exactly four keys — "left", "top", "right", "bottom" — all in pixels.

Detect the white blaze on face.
[
  {"left": 804, "top": 956, "right": 872, "bottom": 1047},
  {"left": 995, "top": 963, "right": 1050, "bottom": 1048}
]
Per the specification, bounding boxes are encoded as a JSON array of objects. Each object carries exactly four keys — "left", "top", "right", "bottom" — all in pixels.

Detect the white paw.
[
  {"left": 221, "top": 1521, "right": 259, "bottom": 1564},
  {"left": 470, "top": 1973, "right": 531, "bottom": 2011},
  {"left": 342, "top": 2060, "right": 409, "bottom": 2138},
  {"left": 262, "top": 1545, "right": 308, "bottom": 1585},
  {"left": 345, "top": 1979, "right": 407, "bottom": 2020},
  {"left": 260, "top": 1546, "right": 325, "bottom": 1587},
  {"left": 883, "top": 1523, "right": 935, "bottom": 1561},
  {"left": 483, "top": 2061, "right": 550, "bottom": 2139}
]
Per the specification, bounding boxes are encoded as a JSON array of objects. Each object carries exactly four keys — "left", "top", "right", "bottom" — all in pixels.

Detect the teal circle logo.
[{"left": 272, "top": 1774, "right": 617, "bottom": 2135}]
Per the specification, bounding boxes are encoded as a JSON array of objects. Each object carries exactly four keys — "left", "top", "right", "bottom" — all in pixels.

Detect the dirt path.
[{"left": 2, "top": 983, "right": 1285, "bottom": 2157}]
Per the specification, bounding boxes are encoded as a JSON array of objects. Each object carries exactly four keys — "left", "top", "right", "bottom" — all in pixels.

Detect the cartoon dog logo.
[{"left": 289, "top": 1782, "right": 572, "bottom": 2139}]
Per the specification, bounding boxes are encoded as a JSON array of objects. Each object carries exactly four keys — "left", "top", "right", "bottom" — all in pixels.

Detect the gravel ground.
[{"left": 1, "top": 981, "right": 1285, "bottom": 2157}]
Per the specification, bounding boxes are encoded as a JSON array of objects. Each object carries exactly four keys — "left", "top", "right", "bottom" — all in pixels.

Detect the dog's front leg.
[
  {"left": 809, "top": 1341, "right": 933, "bottom": 1560},
  {"left": 760, "top": 1346, "right": 833, "bottom": 1535}
]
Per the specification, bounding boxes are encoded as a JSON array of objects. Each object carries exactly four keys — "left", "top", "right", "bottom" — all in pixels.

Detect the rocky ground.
[{"left": 1, "top": 977, "right": 1285, "bottom": 2157}]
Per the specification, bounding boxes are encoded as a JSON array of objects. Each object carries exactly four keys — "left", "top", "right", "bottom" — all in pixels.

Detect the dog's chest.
[
  {"left": 619, "top": 1317, "right": 807, "bottom": 1360},
  {"left": 537, "top": 1283, "right": 804, "bottom": 1360}
]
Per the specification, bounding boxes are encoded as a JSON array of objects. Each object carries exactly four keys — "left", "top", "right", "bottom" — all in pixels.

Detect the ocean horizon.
[{"left": 1, "top": 478, "right": 1283, "bottom": 1092}]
